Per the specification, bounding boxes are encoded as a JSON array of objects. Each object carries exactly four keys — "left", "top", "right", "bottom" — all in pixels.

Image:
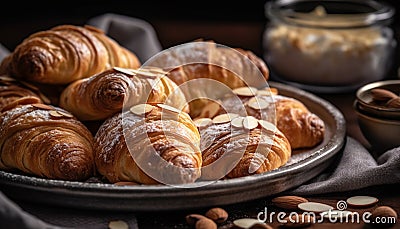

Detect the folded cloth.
[
  {"left": 288, "top": 136, "right": 400, "bottom": 195},
  {"left": 87, "top": 13, "right": 163, "bottom": 63},
  {"left": 0, "top": 43, "right": 9, "bottom": 61}
]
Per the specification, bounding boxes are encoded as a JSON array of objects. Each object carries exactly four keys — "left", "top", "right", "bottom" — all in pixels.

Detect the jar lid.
[{"left": 265, "top": 0, "right": 395, "bottom": 29}]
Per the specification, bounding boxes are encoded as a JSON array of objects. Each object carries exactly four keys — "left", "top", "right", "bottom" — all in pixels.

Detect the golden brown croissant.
[
  {"left": 0, "top": 103, "right": 95, "bottom": 180},
  {"left": 146, "top": 40, "right": 269, "bottom": 117},
  {"left": 1, "top": 25, "right": 140, "bottom": 85},
  {"left": 195, "top": 113, "right": 291, "bottom": 179},
  {"left": 59, "top": 66, "right": 188, "bottom": 121},
  {"left": 197, "top": 86, "right": 325, "bottom": 149},
  {"left": 94, "top": 103, "right": 202, "bottom": 184},
  {"left": 0, "top": 75, "right": 45, "bottom": 110}
]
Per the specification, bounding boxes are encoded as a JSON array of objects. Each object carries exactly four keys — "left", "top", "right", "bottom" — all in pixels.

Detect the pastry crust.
[
  {"left": 1, "top": 25, "right": 140, "bottom": 85},
  {"left": 94, "top": 104, "right": 202, "bottom": 184},
  {"left": 59, "top": 67, "right": 187, "bottom": 121},
  {"left": 197, "top": 92, "right": 325, "bottom": 149},
  {"left": 199, "top": 116, "right": 291, "bottom": 179},
  {"left": 0, "top": 103, "right": 95, "bottom": 180}
]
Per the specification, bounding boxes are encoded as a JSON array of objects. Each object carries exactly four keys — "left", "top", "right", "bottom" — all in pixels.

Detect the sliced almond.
[
  {"left": 56, "top": 110, "right": 74, "bottom": 118},
  {"left": 298, "top": 202, "right": 334, "bottom": 213},
  {"left": 140, "top": 66, "right": 168, "bottom": 75},
  {"left": 49, "top": 110, "right": 64, "bottom": 118},
  {"left": 130, "top": 104, "right": 155, "bottom": 115},
  {"left": 157, "top": 104, "right": 181, "bottom": 113},
  {"left": 370, "top": 88, "right": 398, "bottom": 102},
  {"left": 386, "top": 97, "right": 400, "bottom": 109},
  {"left": 233, "top": 218, "right": 262, "bottom": 229},
  {"left": 32, "top": 103, "right": 54, "bottom": 110},
  {"left": 233, "top": 87, "right": 258, "bottom": 97},
  {"left": 131, "top": 68, "right": 160, "bottom": 78},
  {"left": 194, "top": 118, "right": 213, "bottom": 128},
  {"left": 346, "top": 196, "right": 378, "bottom": 207},
  {"left": 272, "top": 196, "right": 308, "bottom": 210},
  {"left": 248, "top": 97, "right": 269, "bottom": 110},
  {"left": 200, "top": 101, "right": 221, "bottom": 118},
  {"left": 231, "top": 116, "right": 245, "bottom": 128},
  {"left": 212, "top": 113, "right": 238, "bottom": 124},
  {"left": 108, "top": 220, "right": 129, "bottom": 229},
  {"left": 243, "top": 116, "right": 259, "bottom": 130},
  {"left": 0, "top": 75, "right": 16, "bottom": 82},
  {"left": 259, "top": 120, "right": 277, "bottom": 132},
  {"left": 113, "top": 67, "right": 135, "bottom": 76}
]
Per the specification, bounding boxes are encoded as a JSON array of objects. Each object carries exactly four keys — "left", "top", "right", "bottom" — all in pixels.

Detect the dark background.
[{"left": 1, "top": 0, "right": 400, "bottom": 76}]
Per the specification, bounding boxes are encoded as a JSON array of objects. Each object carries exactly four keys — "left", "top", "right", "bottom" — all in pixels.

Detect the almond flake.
[
  {"left": 140, "top": 66, "right": 168, "bottom": 75},
  {"left": 232, "top": 87, "right": 258, "bottom": 97},
  {"left": 32, "top": 103, "right": 54, "bottom": 110},
  {"left": 212, "top": 113, "right": 238, "bottom": 124},
  {"left": 157, "top": 104, "right": 181, "bottom": 113},
  {"left": 19, "top": 81, "right": 39, "bottom": 91},
  {"left": 113, "top": 67, "right": 135, "bottom": 76},
  {"left": 56, "top": 110, "right": 74, "bottom": 118},
  {"left": 231, "top": 116, "right": 245, "bottom": 128},
  {"left": 200, "top": 101, "right": 221, "bottom": 118},
  {"left": 194, "top": 118, "right": 213, "bottom": 128},
  {"left": 49, "top": 110, "right": 64, "bottom": 118},
  {"left": 258, "top": 120, "right": 277, "bottom": 132},
  {"left": 298, "top": 202, "right": 334, "bottom": 213},
  {"left": 108, "top": 220, "right": 129, "bottom": 229},
  {"left": 131, "top": 68, "right": 160, "bottom": 78},
  {"left": 243, "top": 116, "right": 259, "bottom": 130},
  {"left": 248, "top": 97, "right": 269, "bottom": 110},
  {"left": 130, "top": 104, "right": 155, "bottom": 115},
  {"left": 346, "top": 196, "right": 378, "bottom": 207},
  {"left": 0, "top": 75, "right": 16, "bottom": 82},
  {"left": 233, "top": 218, "right": 261, "bottom": 229}
]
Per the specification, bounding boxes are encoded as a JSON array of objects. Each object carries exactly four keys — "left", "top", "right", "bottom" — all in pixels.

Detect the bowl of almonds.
[{"left": 354, "top": 80, "right": 400, "bottom": 151}]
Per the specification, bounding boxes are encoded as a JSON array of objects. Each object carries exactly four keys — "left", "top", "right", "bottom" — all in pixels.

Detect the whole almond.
[
  {"left": 195, "top": 217, "right": 217, "bottom": 229},
  {"left": 205, "top": 207, "right": 228, "bottom": 224},
  {"left": 371, "top": 206, "right": 398, "bottom": 226},
  {"left": 186, "top": 214, "right": 207, "bottom": 226},
  {"left": 271, "top": 196, "right": 309, "bottom": 210},
  {"left": 370, "top": 88, "right": 398, "bottom": 102},
  {"left": 386, "top": 97, "right": 400, "bottom": 109}
]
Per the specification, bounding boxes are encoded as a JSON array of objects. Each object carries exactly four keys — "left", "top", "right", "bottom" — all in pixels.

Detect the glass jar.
[{"left": 263, "top": 0, "right": 396, "bottom": 90}]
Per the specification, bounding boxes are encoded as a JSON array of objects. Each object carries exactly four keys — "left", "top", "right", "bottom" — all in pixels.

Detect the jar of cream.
[{"left": 263, "top": 0, "right": 396, "bottom": 90}]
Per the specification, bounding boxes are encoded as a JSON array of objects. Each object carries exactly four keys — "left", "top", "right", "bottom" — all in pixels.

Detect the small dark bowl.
[
  {"left": 355, "top": 80, "right": 400, "bottom": 119},
  {"left": 354, "top": 101, "right": 400, "bottom": 152}
]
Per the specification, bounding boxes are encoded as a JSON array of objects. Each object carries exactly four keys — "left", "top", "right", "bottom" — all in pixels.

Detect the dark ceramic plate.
[{"left": 0, "top": 81, "right": 346, "bottom": 211}]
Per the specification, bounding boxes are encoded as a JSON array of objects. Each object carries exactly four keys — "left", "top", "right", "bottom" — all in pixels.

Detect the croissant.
[
  {"left": 59, "top": 66, "right": 188, "bottom": 121},
  {"left": 94, "top": 103, "right": 202, "bottom": 184},
  {"left": 1, "top": 25, "right": 140, "bottom": 85},
  {"left": 0, "top": 103, "right": 95, "bottom": 181},
  {"left": 196, "top": 113, "right": 291, "bottom": 179},
  {"left": 197, "top": 86, "right": 325, "bottom": 149},
  {"left": 146, "top": 40, "right": 269, "bottom": 117},
  {"left": 0, "top": 75, "right": 45, "bottom": 110}
]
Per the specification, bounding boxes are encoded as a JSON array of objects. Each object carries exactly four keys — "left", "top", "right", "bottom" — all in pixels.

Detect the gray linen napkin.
[
  {"left": 289, "top": 136, "right": 400, "bottom": 195},
  {"left": 86, "top": 13, "right": 162, "bottom": 63}
]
